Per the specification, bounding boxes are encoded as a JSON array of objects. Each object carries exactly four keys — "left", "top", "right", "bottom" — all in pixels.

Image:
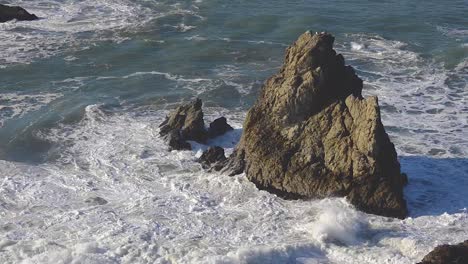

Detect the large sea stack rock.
[
  {"left": 226, "top": 31, "right": 408, "bottom": 218},
  {"left": 418, "top": 240, "right": 468, "bottom": 264},
  {"left": 0, "top": 4, "right": 38, "bottom": 23}
]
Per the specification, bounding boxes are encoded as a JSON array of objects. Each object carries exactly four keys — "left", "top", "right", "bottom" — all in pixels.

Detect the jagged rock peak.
[
  {"left": 159, "top": 98, "right": 207, "bottom": 144},
  {"left": 226, "top": 31, "right": 408, "bottom": 219},
  {"left": 159, "top": 98, "right": 234, "bottom": 151},
  {"left": 261, "top": 31, "right": 364, "bottom": 123}
]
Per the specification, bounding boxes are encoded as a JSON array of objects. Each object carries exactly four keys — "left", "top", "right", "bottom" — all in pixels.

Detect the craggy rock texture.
[
  {"left": 226, "top": 31, "right": 408, "bottom": 219},
  {"left": 159, "top": 98, "right": 233, "bottom": 150},
  {"left": 0, "top": 4, "right": 38, "bottom": 23},
  {"left": 198, "top": 146, "right": 227, "bottom": 171},
  {"left": 418, "top": 240, "right": 468, "bottom": 264},
  {"left": 160, "top": 98, "right": 207, "bottom": 145},
  {"left": 165, "top": 130, "right": 191, "bottom": 151}
]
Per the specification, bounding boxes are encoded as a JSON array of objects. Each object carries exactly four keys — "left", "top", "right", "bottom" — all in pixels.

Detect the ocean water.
[{"left": 0, "top": 0, "right": 467, "bottom": 263}]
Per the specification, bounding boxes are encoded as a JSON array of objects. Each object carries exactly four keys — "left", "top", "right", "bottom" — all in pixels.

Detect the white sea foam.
[
  {"left": 165, "top": 23, "right": 197, "bottom": 32},
  {"left": 350, "top": 42, "right": 364, "bottom": 51},
  {"left": 184, "top": 35, "right": 208, "bottom": 41},
  {"left": 0, "top": 102, "right": 466, "bottom": 263},
  {"left": 0, "top": 0, "right": 144, "bottom": 65},
  {"left": 308, "top": 200, "right": 365, "bottom": 245},
  {"left": 0, "top": 0, "right": 203, "bottom": 66}
]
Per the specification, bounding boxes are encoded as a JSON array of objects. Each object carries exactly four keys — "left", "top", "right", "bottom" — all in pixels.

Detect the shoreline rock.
[
  {"left": 0, "top": 4, "right": 38, "bottom": 23},
  {"left": 418, "top": 240, "right": 468, "bottom": 264},
  {"left": 225, "top": 31, "right": 408, "bottom": 219}
]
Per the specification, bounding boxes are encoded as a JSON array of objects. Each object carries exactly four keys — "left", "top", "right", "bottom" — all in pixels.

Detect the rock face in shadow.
[
  {"left": 160, "top": 98, "right": 207, "bottom": 147},
  {"left": 165, "top": 130, "right": 192, "bottom": 151},
  {"left": 159, "top": 98, "right": 233, "bottom": 151},
  {"left": 418, "top": 240, "right": 468, "bottom": 264},
  {"left": 208, "top": 117, "right": 233, "bottom": 138},
  {"left": 0, "top": 4, "right": 38, "bottom": 23},
  {"left": 225, "top": 31, "right": 408, "bottom": 219},
  {"left": 198, "top": 146, "right": 227, "bottom": 171}
]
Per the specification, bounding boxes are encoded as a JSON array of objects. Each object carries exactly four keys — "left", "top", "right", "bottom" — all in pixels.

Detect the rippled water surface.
[{"left": 0, "top": 0, "right": 467, "bottom": 263}]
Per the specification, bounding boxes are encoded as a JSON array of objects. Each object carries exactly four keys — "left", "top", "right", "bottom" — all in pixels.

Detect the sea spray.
[{"left": 310, "top": 199, "right": 367, "bottom": 245}]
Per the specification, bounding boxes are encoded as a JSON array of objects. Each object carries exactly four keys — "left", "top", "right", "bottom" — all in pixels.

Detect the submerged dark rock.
[
  {"left": 85, "top": 196, "right": 108, "bottom": 206},
  {"left": 198, "top": 146, "right": 227, "bottom": 171},
  {"left": 0, "top": 4, "right": 38, "bottom": 23},
  {"left": 225, "top": 31, "right": 408, "bottom": 219},
  {"left": 418, "top": 240, "right": 468, "bottom": 264},
  {"left": 159, "top": 99, "right": 234, "bottom": 151}
]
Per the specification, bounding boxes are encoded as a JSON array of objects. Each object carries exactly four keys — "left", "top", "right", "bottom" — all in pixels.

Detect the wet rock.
[
  {"left": 159, "top": 99, "right": 234, "bottom": 151},
  {"left": 0, "top": 4, "right": 38, "bottom": 23},
  {"left": 166, "top": 130, "right": 191, "bottom": 151},
  {"left": 226, "top": 31, "right": 408, "bottom": 219},
  {"left": 198, "top": 146, "right": 227, "bottom": 171},
  {"left": 85, "top": 196, "right": 108, "bottom": 206},
  {"left": 208, "top": 117, "right": 233, "bottom": 138},
  {"left": 418, "top": 240, "right": 468, "bottom": 264},
  {"left": 160, "top": 98, "right": 207, "bottom": 143}
]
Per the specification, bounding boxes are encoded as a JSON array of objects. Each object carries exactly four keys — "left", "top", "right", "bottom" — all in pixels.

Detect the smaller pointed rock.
[
  {"left": 208, "top": 117, "right": 233, "bottom": 138},
  {"left": 159, "top": 99, "right": 208, "bottom": 150},
  {"left": 159, "top": 98, "right": 235, "bottom": 152}
]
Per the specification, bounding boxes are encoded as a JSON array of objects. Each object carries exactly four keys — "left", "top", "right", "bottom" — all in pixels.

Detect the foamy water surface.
[{"left": 0, "top": 0, "right": 467, "bottom": 263}]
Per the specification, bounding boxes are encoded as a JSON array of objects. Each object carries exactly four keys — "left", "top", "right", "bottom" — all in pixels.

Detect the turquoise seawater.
[{"left": 0, "top": 1, "right": 467, "bottom": 263}]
